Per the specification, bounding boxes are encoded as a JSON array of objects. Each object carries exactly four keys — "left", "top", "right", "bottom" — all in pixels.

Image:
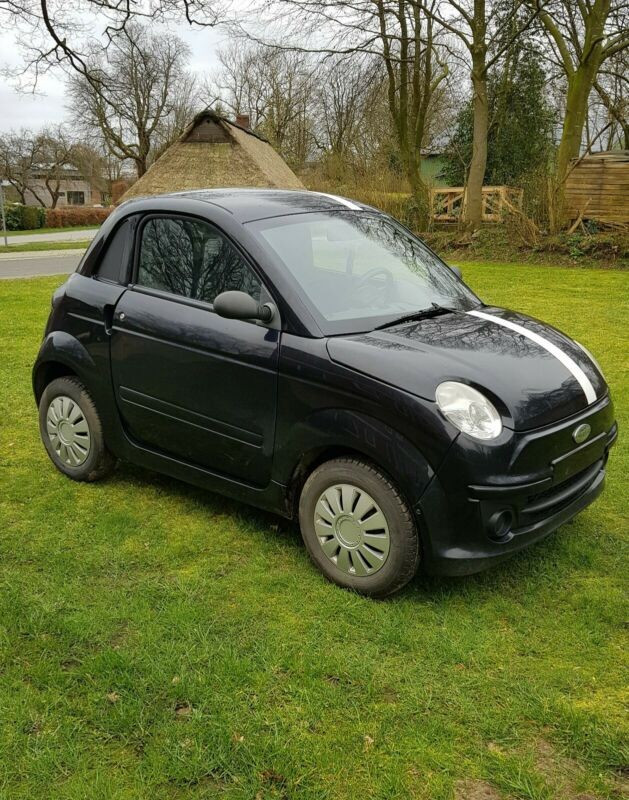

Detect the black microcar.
[{"left": 33, "top": 190, "right": 617, "bottom": 596}]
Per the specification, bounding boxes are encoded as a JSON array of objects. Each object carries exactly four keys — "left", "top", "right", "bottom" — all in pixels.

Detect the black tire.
[
  {"left": 298, "top": 458, "right": 420, "bottom": 597},
  {"left": 38, "top": 376, "right": 116, "bottom": 482}
]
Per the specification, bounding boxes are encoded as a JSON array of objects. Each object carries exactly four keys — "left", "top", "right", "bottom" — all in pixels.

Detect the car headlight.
[
  {"left": 436, "top": 381, "right": 502, "bottom": 440},
  {"left": 575, "top": 341, "right": 604, "bottom": 378}
]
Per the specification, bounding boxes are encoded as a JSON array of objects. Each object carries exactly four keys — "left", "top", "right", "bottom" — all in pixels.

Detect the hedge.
[
  {"left": 23, "top": 205, "right": 46, "bottom": 230},
  {"left": 45, "top": 206, "right": 112, "bottom": 228},
  {"left": 2, "top": 203, "right": 46, "bottom": 231}
]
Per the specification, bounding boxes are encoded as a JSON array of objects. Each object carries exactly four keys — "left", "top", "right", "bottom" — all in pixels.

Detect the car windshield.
[{"left": 248, "top": 211, "right": 479, "bottom": 334}]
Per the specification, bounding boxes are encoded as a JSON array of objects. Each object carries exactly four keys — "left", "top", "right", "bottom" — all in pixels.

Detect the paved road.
[
  {"left": 0, "top": 250, "right": 82, "bottom": 279},
  {"left": 3, "top": 228, "right": 99, "bottom": 245}
]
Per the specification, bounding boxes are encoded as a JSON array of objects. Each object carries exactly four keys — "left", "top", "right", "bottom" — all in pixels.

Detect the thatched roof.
[{"left": 118, "top": 110, "right": 304, "bottom": 203}]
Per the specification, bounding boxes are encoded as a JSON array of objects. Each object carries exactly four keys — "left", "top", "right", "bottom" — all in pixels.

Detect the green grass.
[
  {"left": 0, "top": 241, "right": 91, "bottom": 254},
  {"left": 0, "top": 263, "right": 627, "bottom": 800},
  {"left": 5, "top": 225, "right": 98, "bottom": 237}
]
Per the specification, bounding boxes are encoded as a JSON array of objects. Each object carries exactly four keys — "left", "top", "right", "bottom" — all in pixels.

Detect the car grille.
[{"left": 517, "top": 458, "right": 604, "bottom": 529}]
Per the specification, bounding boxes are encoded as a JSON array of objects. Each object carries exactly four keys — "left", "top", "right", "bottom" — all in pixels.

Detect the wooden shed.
[{"left": 564, "top": 150, "right": 629, "bottom": 224}]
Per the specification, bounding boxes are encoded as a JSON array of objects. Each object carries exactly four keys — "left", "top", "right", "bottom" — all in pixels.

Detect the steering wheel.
[{"left": 355, "top": 267, "right": 395, "bottom": 306}]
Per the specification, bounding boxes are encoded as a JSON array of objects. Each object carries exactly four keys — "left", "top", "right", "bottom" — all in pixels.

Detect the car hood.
[{"left": 326, "top": 306, "right": 607, "bottom": 430}]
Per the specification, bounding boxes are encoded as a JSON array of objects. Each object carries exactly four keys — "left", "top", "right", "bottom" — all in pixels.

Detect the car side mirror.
[
  {"left": 213, "top": 290, "right": 275, "bottom": 323},
  {"left": 449, "top": 265, "right": 462, "bottom": 279}
]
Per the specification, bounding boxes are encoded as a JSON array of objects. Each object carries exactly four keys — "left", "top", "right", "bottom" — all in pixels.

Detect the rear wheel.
[
  {"left": 298, "top": 458, "right": 420, "bottom": 597},
  {"left": 38, "top": 376, "right": 116, "bottom": 482}
]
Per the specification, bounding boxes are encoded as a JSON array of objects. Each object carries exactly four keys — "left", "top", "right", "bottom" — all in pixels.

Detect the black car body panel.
[
  {"left": 33, "top": 189, "right": 617, "bottom": 577},
  {"left": 327, "top": 307, "right": 607, "bottom": 430},
  {"left": 419, "top": 393, "right": 616, "bottom": 573},
  {"left": 109, "top": 288, "right": 279, "bottom": 484}
]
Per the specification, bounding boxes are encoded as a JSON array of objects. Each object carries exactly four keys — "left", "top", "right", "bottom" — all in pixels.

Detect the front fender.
[{"left": 274, "top": 407, "right": 437, "bottom": 511}]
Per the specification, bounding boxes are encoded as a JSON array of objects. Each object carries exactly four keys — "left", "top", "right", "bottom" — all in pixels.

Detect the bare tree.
[
  {"left": 373, "top": 0, "right": 449, "bottom": 207},
  {"left": 0, "top": 1, "right": 223, "bottom": 89},
  {"left": 593, "top": 51, "right": 628, "bottom": 150},
  {"left": 418, "top": 1, "right": 541, "bottom": 228},
  {"left": 0, "top": 125, "right": 107, "bottom": 207},
  {"left": 0, "top": 129, "right": 48, "bottom": 205},
  {"left": 348, "top": 73, "right": 401, "bottom": 175},
  {"left": 212, "top": 43, "right": 317, "bottom": 168},
  {"left": 528, "top": 0, "right": 628, "bottom": 185},
  {"left": 67, "top": 24, "right": 196, "bottom": 178},
  {"left": 313, "top": 57, "right": 379, "bottom": 159},
  {"left": 35, "top": 126, "right": 82, "bottom": 207},
  {"left": 251, "top": 0, "right": 451, "bottom": 218},
  {"left": 148, "top": 71, "right": 201, "bottom": 162},
  {"left": 70, "top": 142, "right": 110, "bottom": 202},
  {"left": 315, "top": 65, "right": 404, "bottom": 184},
  {"left": 212, "top": 44, "right": 276, "bottom": 131}
]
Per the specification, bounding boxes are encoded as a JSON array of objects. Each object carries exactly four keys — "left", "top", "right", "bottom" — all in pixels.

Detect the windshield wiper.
[{"left": 374, "top": 303, "right": 454, "bottom": 331}]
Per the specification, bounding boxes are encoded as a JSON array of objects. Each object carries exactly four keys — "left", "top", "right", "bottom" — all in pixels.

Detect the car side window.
[
  {"left": 96, "top": 219, "right": 130, "bottom": 283},
  {"left": 136, "top": 216, "right": 261, "bottom": 305}
]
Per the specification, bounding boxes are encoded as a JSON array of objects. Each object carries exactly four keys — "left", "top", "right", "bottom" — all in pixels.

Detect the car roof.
[{"left": 118, "top": 188, "right": 375, "bottom": 223}]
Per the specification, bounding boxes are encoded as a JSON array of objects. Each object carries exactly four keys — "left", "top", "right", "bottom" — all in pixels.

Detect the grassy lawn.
[
  {"left": 0, "top": 241, "right": 91, "bottom": 254},
  {"left": 5, "top": 225, "right": 98, "bottom": 237},
  {"left": 0, "top": 263, "right": 627, "bottom": 800}
]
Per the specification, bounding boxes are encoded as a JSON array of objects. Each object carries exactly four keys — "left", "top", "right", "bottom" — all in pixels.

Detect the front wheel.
[
  {"left": 298, "top": 458, "right": 420, "bottom": 597},
  {"left": 38, "top": 376, "right": 116, "bottom": 482}
]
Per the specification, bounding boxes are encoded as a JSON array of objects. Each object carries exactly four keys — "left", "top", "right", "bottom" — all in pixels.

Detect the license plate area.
[{"left": 551, "top": 432, "right": 607, "bottom": 483}]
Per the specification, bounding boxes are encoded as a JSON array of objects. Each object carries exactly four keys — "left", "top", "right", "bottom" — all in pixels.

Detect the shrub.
[
  {"left": 343, "top": 190, "right": 410, "bottom": 220},
  {"left": 22, "top": 205, "right": 45, "bottom": 230},
  {"left": 2, "top": 204, "right": 24, "bottom": 231},
  {"left": 45, "top": 206, "right": 112, "bottom": 228},
  {"left": 1, "top": 203, "right": 46, "bottom": 231},
  {"left": 545, "top": 231, "right": 629, "bottom": 262}
]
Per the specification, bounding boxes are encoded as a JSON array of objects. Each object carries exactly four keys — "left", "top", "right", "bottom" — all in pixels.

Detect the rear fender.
[
  {"left": 32, "top": 331, "right": 124, "bottom": 451},
  {"left": 33, "top": 332, "right": 97, "bottom": 402}
]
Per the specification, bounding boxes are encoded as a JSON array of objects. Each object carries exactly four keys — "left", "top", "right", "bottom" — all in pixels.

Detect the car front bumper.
[{"left": 417, "top": 395, "right": 617, "bottom": 576}]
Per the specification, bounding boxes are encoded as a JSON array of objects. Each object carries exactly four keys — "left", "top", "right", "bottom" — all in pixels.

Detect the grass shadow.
[
  {"left": 107, "top": 459, "right": 580, "bottom": 606},
  {"left": 110, "top": 460, "right": 302, "bottom": 545}
]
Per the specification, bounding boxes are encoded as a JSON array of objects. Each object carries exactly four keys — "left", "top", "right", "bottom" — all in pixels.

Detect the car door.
[{"left": 109, "top": 213, "right": 279, "bottom": 487}]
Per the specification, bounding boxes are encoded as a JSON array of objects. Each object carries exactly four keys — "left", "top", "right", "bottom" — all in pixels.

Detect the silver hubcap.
[
  {"left": 314, "top": 484, "right": 391, "bottom": 576},
  {"left": 46, "top": 395, "right": 91, "bottom": 466}
]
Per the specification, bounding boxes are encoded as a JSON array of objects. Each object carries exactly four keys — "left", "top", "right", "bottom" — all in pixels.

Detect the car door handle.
[
  {"left": 103, "top": 303, "right": 115, "bottom": 335},
  {"left": 104, "top": 306, "right": 126, "bottom": 335}
]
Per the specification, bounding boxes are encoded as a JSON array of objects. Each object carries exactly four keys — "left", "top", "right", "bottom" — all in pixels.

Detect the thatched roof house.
[
  {"left": 565, "top": 150, "right": 629, "bottom": 224},
  {"left": 118, "top": 110, "right": 304, "bottom": 203}
]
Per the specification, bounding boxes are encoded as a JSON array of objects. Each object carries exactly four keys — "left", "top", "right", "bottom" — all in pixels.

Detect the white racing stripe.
[
  {"left": 468, "top": 309, "right": 597, "bottom": 404},
  {"left": 311, "top": 191, "right": 363, "bottom": 211}
]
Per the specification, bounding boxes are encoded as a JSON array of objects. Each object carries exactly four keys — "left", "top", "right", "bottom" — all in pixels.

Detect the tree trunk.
[
  {"left": 466, "top": 63, "right": 488, "bottom": 229},
  {"left": 407, "top": 147, "right": 423, "bottom": 198},
  {"left": 556, "top": 67, "right": 598, "bottom": 183},
  {"left": 554, "top": 1, "right": 607, "bottom": 191},
  {"left": 45, "top": 179, "right": 59, "bottom": 208},
  {"left": 552, "top": 60, "right": 601, "bottom": 230},
  {"left": 135, "top": 155, "right": 148, "bottom": 178},
  {"left": 28, "top": 186, "right": 48, "bottom": 207},
  {"left": 405, "top": 144, "right": 428, "bottom": 227}
]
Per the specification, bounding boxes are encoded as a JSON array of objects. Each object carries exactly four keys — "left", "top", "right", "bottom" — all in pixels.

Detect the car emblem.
[{"left": 573, "top": 423, "right": 591, "bottom": 444}]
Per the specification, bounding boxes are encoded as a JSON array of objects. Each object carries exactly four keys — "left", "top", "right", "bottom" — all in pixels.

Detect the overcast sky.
[{"left": 0, "top": 21, "right": 228, "bottom": 132}]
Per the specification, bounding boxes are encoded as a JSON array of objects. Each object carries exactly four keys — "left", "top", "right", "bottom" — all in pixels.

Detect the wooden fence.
[
  {"left": 565, "top": 151, "right": 629, "bottom": 225},
  {"left": 430, "top": 185, "right": 524, "bottom": 223}
]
